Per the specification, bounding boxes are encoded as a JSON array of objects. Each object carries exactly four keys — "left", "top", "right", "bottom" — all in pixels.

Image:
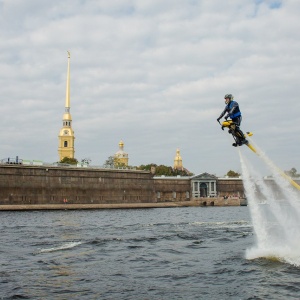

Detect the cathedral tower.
[
  {"left": 173, "top": 148, "right": 183, "bottom": 170},
  {"left": 58, "top": 51, "right": 75, "bottom": 161},
  {"left": 114, "top": 140, "right": 129, "bottom": 166}
]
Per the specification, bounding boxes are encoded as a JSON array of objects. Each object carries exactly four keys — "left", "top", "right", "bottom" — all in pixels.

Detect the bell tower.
[
  {"left": 173, "top": 148, "right": 183, "bottom": 170},
  {"left": 58, "top": 51, "right": 75, "bottom": 161}
]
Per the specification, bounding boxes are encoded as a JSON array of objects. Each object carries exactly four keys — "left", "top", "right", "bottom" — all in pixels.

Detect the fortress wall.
[
  {"left": 3, "top": 165, "right": 296, "bottom": 207},
  {"left": 0, "top": 165, "right": 156, "bottom": 205},
  {"left": 154, "top": 178, "right": 191, "bottom": 202},
  {"left": 217, "top": 179, "right": 245, "bottom": 198},
  {"left": 217, "top": 177, "right": 300, "bottom": 200}
]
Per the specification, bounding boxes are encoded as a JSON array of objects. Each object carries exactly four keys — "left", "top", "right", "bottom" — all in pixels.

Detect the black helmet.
[{"left": 224, "top": 94, "right": 233, "bottom": 100}]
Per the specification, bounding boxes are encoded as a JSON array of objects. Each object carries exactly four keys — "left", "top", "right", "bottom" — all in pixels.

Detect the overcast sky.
[{"left": 0, "top": 0, "right": 299, "bottom": 176}]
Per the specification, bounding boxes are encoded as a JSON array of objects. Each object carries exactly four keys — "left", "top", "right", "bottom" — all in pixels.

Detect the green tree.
[
  {"left": 137, "top": 164, "right": 156, "bottom": 172},
  {"left": 138, "top": 163, "right": 193, "bottom": 176},
  {"left": 173, "top": 168, "right": 194, "bottom": 176},
  {"left": 103, "top": 156, "right": 127, "bottom": 168},
  {"left": 103, "top": 156, "right": 114, "bottom": 168},
  {"left": 81, "top": 158, "right": 91, "bottom": 166},
  {"left": 137, "top": 164, "right": 155, "bottom": 172},
  {"left": 155, "top": 165, "right": 173, "bottom": 176},
  {"left": 60, "top": 157, "right": 78, "bottom": 165},
  {"left": 226, "top": 170, "right": 240, "bottom": 177},
  {"left": 285, "top": 167, "right": 299, "bottom": 177}
]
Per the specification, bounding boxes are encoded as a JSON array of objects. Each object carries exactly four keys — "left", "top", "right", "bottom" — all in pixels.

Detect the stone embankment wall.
[
  {"left": 217, "top": 178, "right": 245, "bottom": 198},
  {"left": 2, "top": 165, "right": 284, "bottom": 208},
  {"left": 154, "top": 177, "right": 191, "bottom": 202},
  {"left": 196, "top": 197, "right": 243, "bottom": 206},
  {"left": 0, "top": 165, "right": 155, "bottom": 205}
]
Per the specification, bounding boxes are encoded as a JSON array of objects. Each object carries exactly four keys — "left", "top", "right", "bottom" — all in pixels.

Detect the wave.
[
  {"left": 246, "top": 247, "right": 300, "bottom": 267},
  {"left": 191, "top": 220, "right": 251, "bottom": 228},
  {"left": 39, "top": 241, "right": 82, "bottom": 253}
]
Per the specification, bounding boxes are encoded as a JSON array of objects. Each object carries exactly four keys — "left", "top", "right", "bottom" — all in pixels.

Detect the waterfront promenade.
[
  {"left": 0, "top": 197, "right": 245, "bottom": 210},
  {"left": 0, "top": 201, "right": 202, "bottom": 211}
]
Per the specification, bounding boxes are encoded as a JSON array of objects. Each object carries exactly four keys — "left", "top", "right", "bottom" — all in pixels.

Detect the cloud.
[{"left": 0, "top": 0, "right": 299, "bottom": 175}]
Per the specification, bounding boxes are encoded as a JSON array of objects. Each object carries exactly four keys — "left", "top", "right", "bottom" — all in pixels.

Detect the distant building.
[
  {"left": 173, "top": 148, "right": 183, "bottom": 170},
  {"left": 191, "top": 173, "right": 218, "bottom": 198},
  {"left": 58, "top": 51, "right": 75, "bottom": 161},
  {"left": 114, "top": 140, "right": 129, "bottom": 166}
]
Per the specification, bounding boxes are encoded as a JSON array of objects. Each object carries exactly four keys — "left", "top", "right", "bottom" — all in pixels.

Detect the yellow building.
[
  {"left": 173, "top": 148, "right": 183, "bottom": 170},
  {"left": 114, "top": 140, "right": 129, "bottom": 166},
  {"left": 58, "top": 51, "right": 75, "bottom": 161}
]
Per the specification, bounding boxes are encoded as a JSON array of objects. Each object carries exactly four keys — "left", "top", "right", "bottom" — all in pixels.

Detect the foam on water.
[
  {"left": 39, "top": 241, "right": 82, "bottom": 253},
  {"left": 191, "top": 221, "right": 250, "bottom": 228},
  {"left": 239, "top": 138, "right": 300, "bottom": 266}
]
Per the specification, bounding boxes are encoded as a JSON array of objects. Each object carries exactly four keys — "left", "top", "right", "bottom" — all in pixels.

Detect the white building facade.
[{"left": 191, "top": 173, "right": 217, "bottom": 198}]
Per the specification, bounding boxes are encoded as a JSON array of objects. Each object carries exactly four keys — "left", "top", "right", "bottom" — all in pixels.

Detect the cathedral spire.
[
  {"left": 65, "top": 51, "right": 71, "bottom": 109},
  {"left": 62, "top": 51, "right": 72, "bottom": 125},
  {"left": 58, "top": 51, "right": 75, "bottom": 161}
]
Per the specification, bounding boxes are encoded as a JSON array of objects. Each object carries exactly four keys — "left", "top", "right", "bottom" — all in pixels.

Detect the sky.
[{"left": 0, "top": 0, "right": 299, "bottom": 177}]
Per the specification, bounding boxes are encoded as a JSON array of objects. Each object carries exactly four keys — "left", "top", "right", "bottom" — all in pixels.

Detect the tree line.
[
  {"left": 59, "top": 157, "right": 194, "bottom": 176},
  {"left": 59, "top": 157, "right": 299, "bottom": 178}
]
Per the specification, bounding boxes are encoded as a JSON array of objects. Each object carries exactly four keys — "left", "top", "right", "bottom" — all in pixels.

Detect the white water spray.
[{"left": 238, "top": 137, "right": 300, "bottom": 266}]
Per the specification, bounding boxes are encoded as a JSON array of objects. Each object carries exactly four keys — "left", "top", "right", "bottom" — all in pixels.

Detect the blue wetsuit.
[
  {"left": 218, "top": 100, "right": 242, "bottom": 125},
  {"left": 218, "top": 100, "right": 246, "bottom": 144}
]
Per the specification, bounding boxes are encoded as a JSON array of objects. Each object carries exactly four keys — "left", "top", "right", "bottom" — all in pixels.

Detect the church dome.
[{"left": 114, "top": 140, "right": 129, "bottom": 166}]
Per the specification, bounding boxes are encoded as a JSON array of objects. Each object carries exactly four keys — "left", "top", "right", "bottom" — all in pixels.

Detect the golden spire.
[
  {"left": 63, "top": 51, "right": 72, "bottom": 123},
  {"left": 65, "top": 51, "right": 71, "bottom": 109},
  {"left": 58, "top": 51, "right": 75, "bottom": 160}
]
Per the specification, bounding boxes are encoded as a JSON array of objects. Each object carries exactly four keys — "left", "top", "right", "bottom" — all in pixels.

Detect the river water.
[{"left": 1, "top": 207, "right": 299, "bottom": 300}]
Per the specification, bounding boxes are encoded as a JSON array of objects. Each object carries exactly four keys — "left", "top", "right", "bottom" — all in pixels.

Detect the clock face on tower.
[{"left": 64, "top": 130, "right": 68, "bottom": 135}]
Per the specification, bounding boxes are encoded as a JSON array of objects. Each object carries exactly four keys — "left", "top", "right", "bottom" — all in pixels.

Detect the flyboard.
[
  {"left": 219, "top": 119, "right": 257, "bottom": 153},
  {"left": 218, "top": 119, "right": 300, "bottom": 191}
]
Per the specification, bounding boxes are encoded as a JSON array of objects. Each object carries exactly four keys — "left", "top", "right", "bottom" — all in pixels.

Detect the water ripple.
[{"left": 0, "top": 207, "right": 299, "bottom": 299}]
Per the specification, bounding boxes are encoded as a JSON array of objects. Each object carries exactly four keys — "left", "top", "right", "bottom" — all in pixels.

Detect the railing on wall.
[{"left": 0, "top": 158, "right": 139, "bottom": 171}]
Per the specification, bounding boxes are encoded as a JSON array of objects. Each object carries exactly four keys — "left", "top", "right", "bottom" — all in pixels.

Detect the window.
[
  {"left": 64, "top": 141, "right": 68, "bottom": 147},
  {"left": 194, "top": 182, "right": 199, "bottom": 191}
]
